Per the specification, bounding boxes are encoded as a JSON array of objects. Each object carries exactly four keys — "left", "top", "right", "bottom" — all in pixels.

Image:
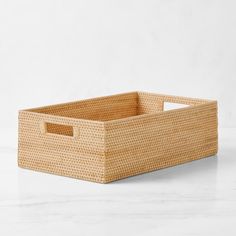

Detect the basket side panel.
[
  {"left": 29, "top": 92, "right": 138, "bottom": 121},
  {"left": 18, "top": 112, "right": 106, "bottom": 183},
  {"left": 104, "top": 102, "right": 218, "bottom": 183}
]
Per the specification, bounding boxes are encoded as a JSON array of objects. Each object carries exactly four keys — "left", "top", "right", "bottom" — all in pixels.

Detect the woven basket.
[{"left": 18, "top": 92, "right": 218, "bottom": 183}]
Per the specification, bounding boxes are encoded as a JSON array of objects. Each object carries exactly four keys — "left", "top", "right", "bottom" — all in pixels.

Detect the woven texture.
[{"left": 18, "top": 92, "right": 218, "bottom": 183}]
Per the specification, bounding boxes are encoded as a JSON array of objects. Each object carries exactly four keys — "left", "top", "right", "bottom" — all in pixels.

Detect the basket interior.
[{"left": 29, "top": 92, "right": 201, "bottom": 122}]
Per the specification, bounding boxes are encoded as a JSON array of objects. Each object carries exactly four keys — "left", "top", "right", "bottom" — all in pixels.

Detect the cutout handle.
[
  {"left": 40, "top": 122, "right": 79, "bottom": 138},
  {"left": 164, "top": 102, "right": 189, "bottom": 111}
]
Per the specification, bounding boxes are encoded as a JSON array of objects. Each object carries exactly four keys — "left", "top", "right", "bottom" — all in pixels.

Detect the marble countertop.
[{"left": 0, "top": 128, "right": 236, "bottom": 236}]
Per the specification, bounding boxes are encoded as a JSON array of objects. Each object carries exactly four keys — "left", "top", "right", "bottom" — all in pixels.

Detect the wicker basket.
[{"left": 18, "top": 92, "right": 218, "bottom": 183}]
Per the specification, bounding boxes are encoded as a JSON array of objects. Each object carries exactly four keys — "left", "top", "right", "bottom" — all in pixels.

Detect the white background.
[
  {"left": 1, "top": 2, "right": 236, "bottom": 236},
  {"left": 0, "top": 0, "right": 236, "bottom": 148}
]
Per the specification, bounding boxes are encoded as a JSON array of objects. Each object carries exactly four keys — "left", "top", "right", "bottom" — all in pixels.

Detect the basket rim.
[{"left": 19, "top": 91, "right": 217, "bottom": 124}]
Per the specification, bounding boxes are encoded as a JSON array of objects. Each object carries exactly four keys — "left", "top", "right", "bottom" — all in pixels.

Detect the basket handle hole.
[
  {"left": 44, "top": 122, "right": 74, "bottom": 137},
  {"left": 164, "top": 102, "right": 189, "bottom": 111}
]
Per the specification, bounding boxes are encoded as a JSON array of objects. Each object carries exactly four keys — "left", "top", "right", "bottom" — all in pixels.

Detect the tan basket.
[{"left": 18, "top": 92, "right": 218, "bottom": 183}]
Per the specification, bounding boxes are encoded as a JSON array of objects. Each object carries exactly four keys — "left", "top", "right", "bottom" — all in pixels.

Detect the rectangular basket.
[{"left": 18, "top": 92, "right": 218, "bottom": 183}]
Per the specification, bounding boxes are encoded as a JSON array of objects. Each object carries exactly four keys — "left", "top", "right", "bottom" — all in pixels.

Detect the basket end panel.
[
  {"left": 103, "top": 102, "right": 218, "bottom": 182},
  {"left": 18, "top": 111, "right": 107, "bottom": 183}
]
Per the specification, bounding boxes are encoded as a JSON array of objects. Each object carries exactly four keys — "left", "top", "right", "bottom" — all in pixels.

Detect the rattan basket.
[{"left": 18, "top": 92, "right": 218, "bottom": 183}]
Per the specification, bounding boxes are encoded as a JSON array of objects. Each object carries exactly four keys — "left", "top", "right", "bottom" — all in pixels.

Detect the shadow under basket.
[{"left": 18, "top": 91, "right": 218, "bottom": 183}]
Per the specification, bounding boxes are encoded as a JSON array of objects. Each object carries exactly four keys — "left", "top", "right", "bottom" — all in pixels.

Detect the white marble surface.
[{"left": 0, "top": 128, "right": 236, "bottom": 236}]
